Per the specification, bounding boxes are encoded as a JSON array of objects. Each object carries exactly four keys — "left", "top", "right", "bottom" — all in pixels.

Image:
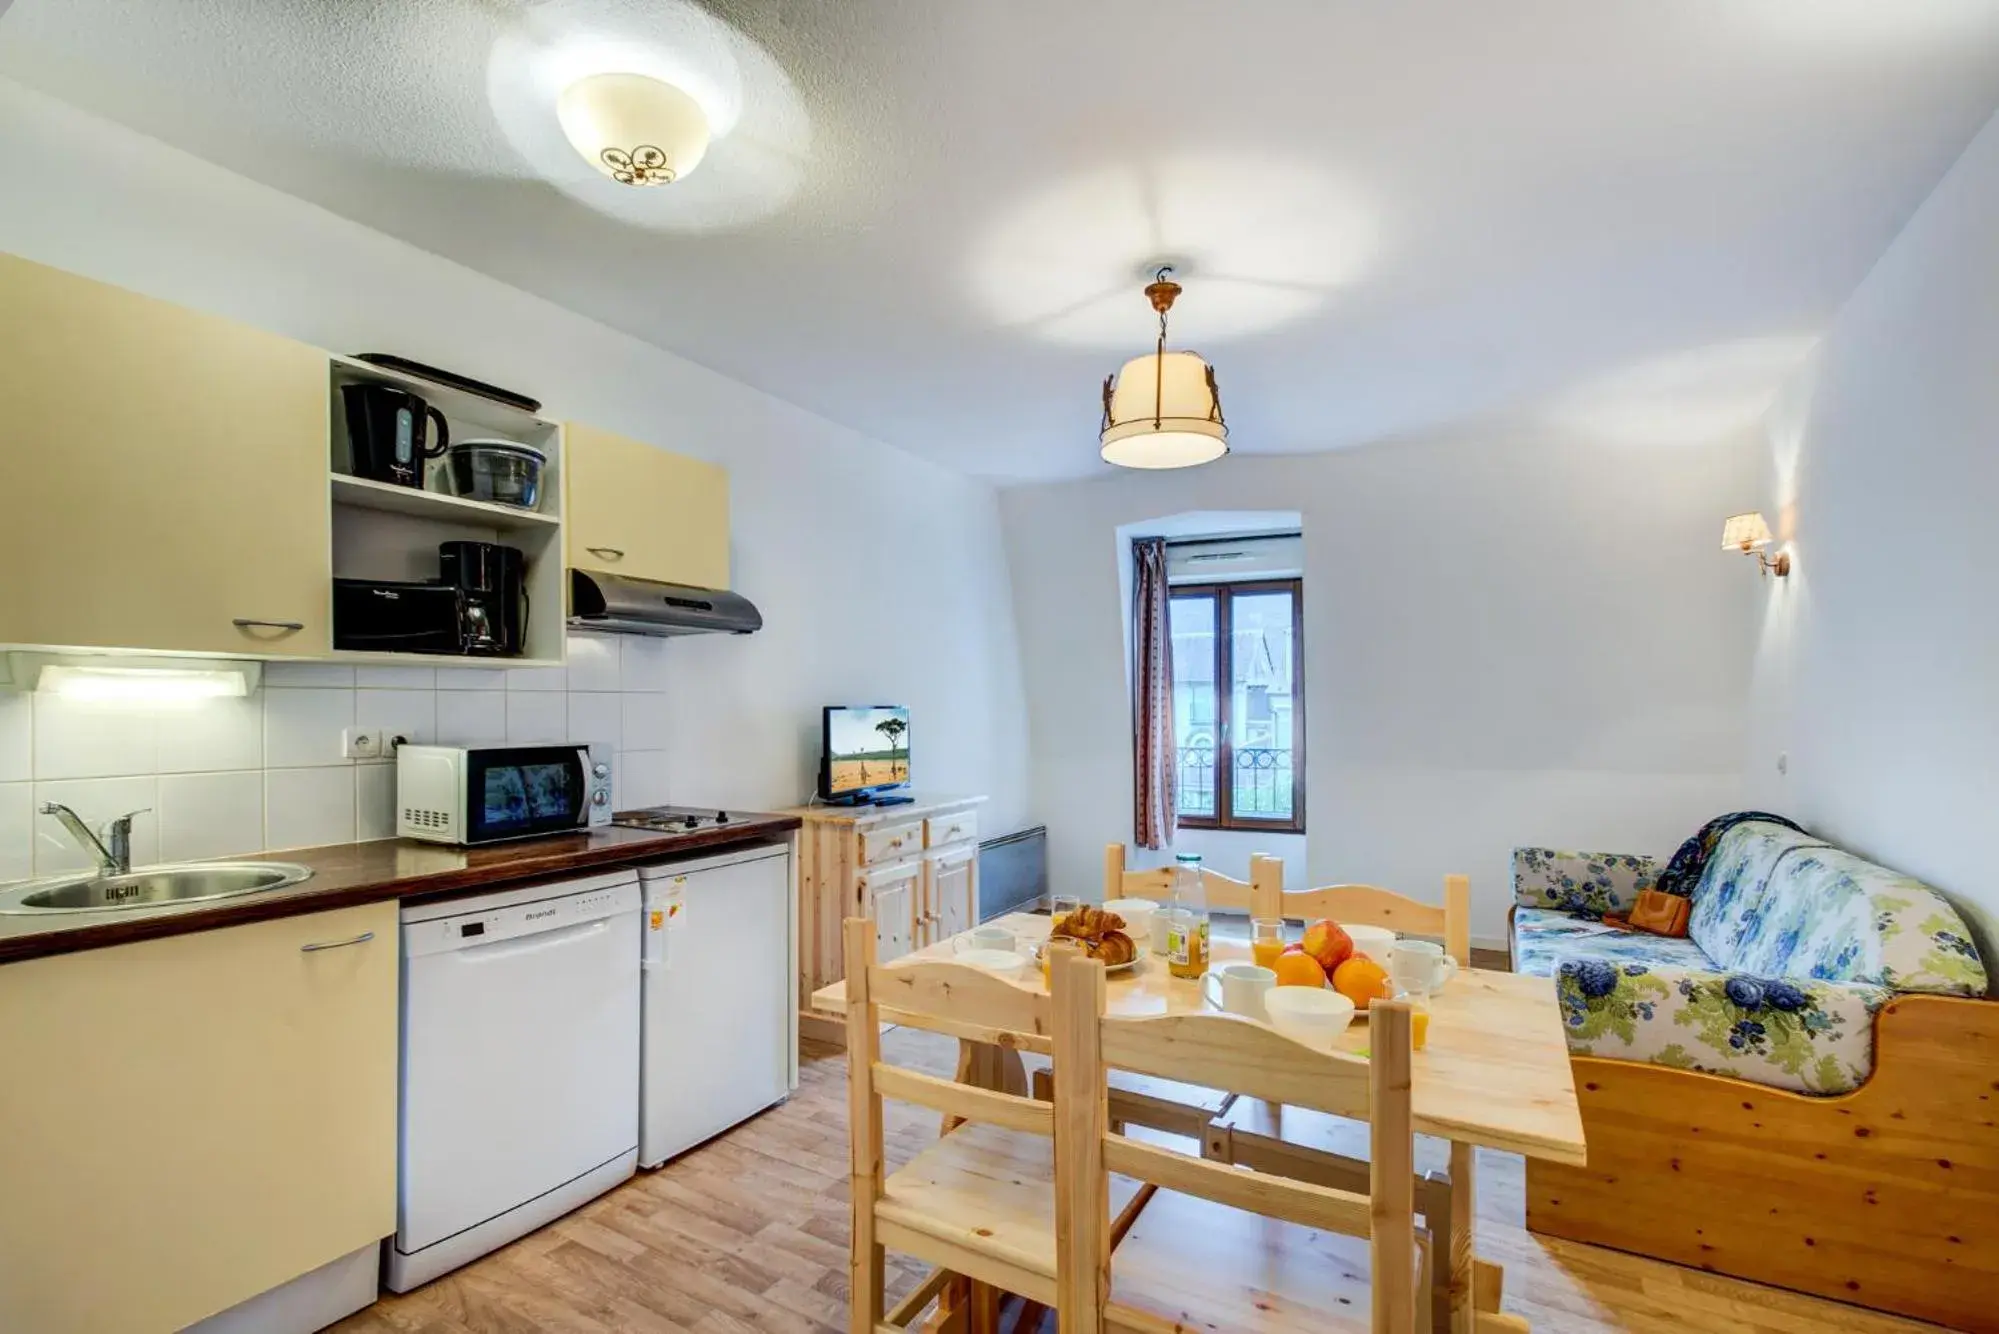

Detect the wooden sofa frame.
[{"left": 1525, "top": 992, "right": 1999, "bottom": 1332}]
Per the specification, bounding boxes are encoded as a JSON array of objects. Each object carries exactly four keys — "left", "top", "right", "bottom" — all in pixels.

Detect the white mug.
[
  {"left": 1203, "top": 962, "right": 1276, "bottom": 1020},
  {"left": 954, "top": 924, "right": 1016, "bottom": 955},
  {"left": 1388, "top": 939, "right": 1458, "bottom": 997}
]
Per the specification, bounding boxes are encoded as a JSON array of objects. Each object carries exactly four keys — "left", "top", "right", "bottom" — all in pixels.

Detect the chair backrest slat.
[
  {"left": 1099, "top": 1012, "right": 1371, "bottom": 1119},
  {"left": 868, "top": 959, "right": 1051, "bottom": 1042},
  {"left": 871, "top": 1063, "right": 1053, "bottom": 1136},
  {"left": 1102, "top": 1135, "right": 1373, "bottom": 1236}
]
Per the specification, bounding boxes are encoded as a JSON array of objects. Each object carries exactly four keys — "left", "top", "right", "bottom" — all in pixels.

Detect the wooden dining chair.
[
  {"left": 1102, "top": 841, "right": 1284, "bottom": 916},
  {"left": 842, "top": 919, "right": 1154, "bottom": 1334},
  {"left": 1049, "top": 948, "right": 1436, "bottom": 1333},
  {"left": 1251, "top": 855, "right": 1473, "bottom": 964}
]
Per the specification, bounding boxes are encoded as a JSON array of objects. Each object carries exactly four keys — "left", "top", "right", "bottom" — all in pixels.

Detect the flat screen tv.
[{"left": 821, "top": 705, "right": 911, "bottom": 803}]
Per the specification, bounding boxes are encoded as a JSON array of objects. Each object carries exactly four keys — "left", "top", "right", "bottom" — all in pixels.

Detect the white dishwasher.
[
  {"left": 389, "top": 870, "right": 641, "bottom": 1292},
  {"left": 640, "top": 843, "right": 793, "bottom": 1167}
]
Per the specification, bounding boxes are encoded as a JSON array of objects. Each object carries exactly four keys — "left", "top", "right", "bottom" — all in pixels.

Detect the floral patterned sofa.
[
  {"left": 1512, "top": 822, "right": 1999, "bottom": 1328},
  {"left": 1511, "top": 821, "right": 1988, "bottom": 1094}
]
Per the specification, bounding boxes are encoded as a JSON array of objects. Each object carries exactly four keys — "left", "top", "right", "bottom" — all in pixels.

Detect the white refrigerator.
[{"left": 639, "top": 842, "right": 795, "bottom": 1167}]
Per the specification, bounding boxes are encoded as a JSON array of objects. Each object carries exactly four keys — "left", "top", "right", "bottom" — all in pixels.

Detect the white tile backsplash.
[
  {"left": 356, "top": 688, "right": 435, "bottom": 750},
  {"left": 2, "top": 636, "right": 689, "bottom": 871},
  {"left": 32, "top": 776, "right": 158, "bottom": 875},
  {"left": 0, "top": 783, "right": 32, "bottom": 882},
  {"left": 565, "top": 634, "right": 621, "bottom": 692},
  {"left": 506, "top": 691, "right": 568, "bottom": 744},
  {"left": 435, "top": 690, "right": 508, "bottom": 746},
  {"left": 264, "top": 688, "right": 355, "bottom": 768},
  {"left": 621, "top": 637, "right": 672, "bottom": 692},
  {"left": 157, "top": 771, "right": 263, "bottom": 862},
  {"left": 265, "top": 767, "right": 356, "bottom": 852},
  {"left": 0, "top": 693, "right": 31, "bottom": 784},
  {"left": 622, "top": 693, "right": 672, "bottom": 752},
  {"left": 356, "top": 763, "right": 396, "bottom": 842},
  {"left": 567, "top": 693, "right": 623, "bottom": 757},
  {"left": 155, "top": 693, "right": 263, "bottom": 774},
  {"left": 32, "top": 694, "right": 157, "bottom": 780}
]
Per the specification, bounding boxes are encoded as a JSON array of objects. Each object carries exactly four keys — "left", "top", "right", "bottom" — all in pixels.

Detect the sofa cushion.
[
  {"left": 1687, "top": 820, "right": 1828, "bottom": 967},
  {"left": 1555, "top": 959, "right": 1890, "bottom": 1095},
  {"left": 1511, "top": 848, "right": 1659, "bottom": 919},
  {"left": 1745, "top": 847, "right": 1988, "bottom": 995},
  {"left": 1511, "top": 908, "right": 1714, "bottom": 977}
]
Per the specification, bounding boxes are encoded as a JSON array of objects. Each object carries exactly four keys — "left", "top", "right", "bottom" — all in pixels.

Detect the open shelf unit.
[{"left": 327, "top": 357, "right": 568, "bottom": 667}]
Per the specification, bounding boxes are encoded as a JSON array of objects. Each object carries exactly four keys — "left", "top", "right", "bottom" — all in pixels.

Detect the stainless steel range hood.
[{"left": 568, "top": 569, "right": 763, "bottom": 637}]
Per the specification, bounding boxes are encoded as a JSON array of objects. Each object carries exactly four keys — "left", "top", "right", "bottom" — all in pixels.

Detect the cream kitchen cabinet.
[
  {"left": 0, "top": 903, "right": 400, "bottom": 1334},
  {"left": 564, "top": 421, "right": 730, "bottom": 589},
  {"left": 0, "top": 252, "right": 332, "bottom": 656}
]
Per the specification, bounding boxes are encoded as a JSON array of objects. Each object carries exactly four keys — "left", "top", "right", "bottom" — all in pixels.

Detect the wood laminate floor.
[{"left": 336, "top": 1026, "right": 1951, "bottom": 1334}]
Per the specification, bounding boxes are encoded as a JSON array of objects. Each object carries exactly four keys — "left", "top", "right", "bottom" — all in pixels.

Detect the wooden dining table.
[{"left": 811, "top": 910, "right": 1587, "bottom": 1333}]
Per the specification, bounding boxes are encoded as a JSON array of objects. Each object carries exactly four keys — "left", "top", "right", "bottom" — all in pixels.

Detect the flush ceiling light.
[
  {"left": 557, "top": 72, "right": 711, "bottom": 186},
  {"left": 1099, "top": 268, "right": 1229, "bottom": 470},
  {"left": 1722, "top": 511, "right": 1791, "bottom": 577}
]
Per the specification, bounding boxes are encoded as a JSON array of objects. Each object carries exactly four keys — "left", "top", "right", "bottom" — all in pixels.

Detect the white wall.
[
  {"left": 1002, "top": 431, "right": 1760, "bottom": 944},
  {"left": 0, "top": 77, "right": 1030, "bottom": 863},
  {"left": 1746, "top": 109, "right": 1999, "bottom": 972}
]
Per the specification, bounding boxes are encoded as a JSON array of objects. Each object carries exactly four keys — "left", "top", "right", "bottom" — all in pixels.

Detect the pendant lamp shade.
[
  {"left": 1100, "top": 351, "right": 1229, "bottom": 468},
  {"left": 1098, "top": 268, "right": 1228, "bottom": 469},
  {"left": 558, "top": 72, "right": 711, "bottom": 186}
]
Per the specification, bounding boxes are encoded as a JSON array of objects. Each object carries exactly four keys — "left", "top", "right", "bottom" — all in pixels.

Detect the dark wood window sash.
[{"left": 1170, "top": 578, "right": 1306, "bottom": 835}]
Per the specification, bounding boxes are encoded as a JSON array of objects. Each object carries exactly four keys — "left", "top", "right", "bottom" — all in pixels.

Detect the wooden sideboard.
[{"left": 787, "top": 794, "right": 986, "bottom": 1044}]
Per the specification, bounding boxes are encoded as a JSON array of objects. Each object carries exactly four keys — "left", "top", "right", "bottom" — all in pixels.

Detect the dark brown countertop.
[{"left": 0, "top": 814, "right": 801, "bottom": 966}]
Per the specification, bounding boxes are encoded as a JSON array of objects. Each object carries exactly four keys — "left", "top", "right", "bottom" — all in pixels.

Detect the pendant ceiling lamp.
[{"left": 1099, "top": 267, "right": 1228, "bottom": 470}]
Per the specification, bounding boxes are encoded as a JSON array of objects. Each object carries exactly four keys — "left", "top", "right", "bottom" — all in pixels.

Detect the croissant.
[{"left": 1093, "top": 931, "right": 1136, "bottom": 966}]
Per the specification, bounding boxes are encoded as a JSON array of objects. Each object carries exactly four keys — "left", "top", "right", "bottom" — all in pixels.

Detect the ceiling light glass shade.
[
  {"left": 1100, "top": 350, "right": 1229, "bottom": 469},
  {"left": 557, "top": 72, "right": 711, "bottom": 186},
  {"left": 1721, "top": 511, "right": 1775, "bottom": 550}
]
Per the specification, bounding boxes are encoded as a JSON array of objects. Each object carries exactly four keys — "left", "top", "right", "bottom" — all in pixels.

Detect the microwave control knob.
[
  {"left": 590, "top": 789, "right": 609, "bottom": 806},
  {"left": 715, "top": 810, "right": 729, "bottom": 823},
  {"left": 592, "top": 762, "right": 611, "bottom": 779}
]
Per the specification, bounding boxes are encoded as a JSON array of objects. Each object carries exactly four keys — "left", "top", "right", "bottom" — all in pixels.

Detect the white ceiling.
[{"left": 3, "top": 0, "right": 1997, "bottom": 482}]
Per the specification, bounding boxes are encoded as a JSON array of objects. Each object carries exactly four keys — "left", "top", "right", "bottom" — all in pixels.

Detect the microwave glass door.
[{"left": 465, "top": 747, "right": 588, "bottom": 842}]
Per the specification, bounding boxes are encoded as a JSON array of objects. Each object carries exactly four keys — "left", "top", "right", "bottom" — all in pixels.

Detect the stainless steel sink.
[{"left": 0, "top": 862, "right": 314, "bottom": 914}]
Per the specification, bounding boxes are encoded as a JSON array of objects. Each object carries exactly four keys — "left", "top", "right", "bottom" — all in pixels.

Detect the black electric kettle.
[{"left": 342, "top": 383, "right": 449, "bottom": 488}]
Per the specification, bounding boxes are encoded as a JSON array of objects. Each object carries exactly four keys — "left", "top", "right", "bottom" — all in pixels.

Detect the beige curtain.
[{"left": 1131, "top": 537, "right": 1177, "bottom": 849}]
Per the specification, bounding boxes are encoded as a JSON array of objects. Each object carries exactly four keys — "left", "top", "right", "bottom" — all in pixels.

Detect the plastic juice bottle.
[{"left": 1165, "top": 853, "right": 1210, "bottom": 980}]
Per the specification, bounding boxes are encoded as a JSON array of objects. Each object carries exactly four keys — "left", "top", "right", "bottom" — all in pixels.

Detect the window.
[{"left": 1169, "top": 579, "right": 1304, "bottom": 832}]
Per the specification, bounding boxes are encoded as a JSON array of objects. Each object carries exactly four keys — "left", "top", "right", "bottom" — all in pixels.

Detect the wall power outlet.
[{"left": 342, "top": 728, "right": 382, "bottom": 761}]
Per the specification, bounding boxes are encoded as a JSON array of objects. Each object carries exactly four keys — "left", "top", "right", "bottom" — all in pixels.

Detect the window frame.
[{"left": 1170, "top": 577, "right": 1307, "bottom": 835}]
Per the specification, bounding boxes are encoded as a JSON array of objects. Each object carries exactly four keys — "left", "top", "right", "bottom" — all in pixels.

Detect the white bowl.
[
  {"left": 1341, "top": 923, "right": 1398, "bottom": 961},
  {"left": 1262, "top": 986, "right": 1357, "bottom": 1048},
  {"left": 1100, "top": 897, "right": 1158, "bottom": 941},
  {"left": 956, "top": 948, "right": 1029, "bottom": 978}
]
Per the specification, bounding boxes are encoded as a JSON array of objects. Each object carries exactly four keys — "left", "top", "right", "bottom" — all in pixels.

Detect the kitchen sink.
[{"left": 0, "top": 862, "right": 314, "bottom": 914}]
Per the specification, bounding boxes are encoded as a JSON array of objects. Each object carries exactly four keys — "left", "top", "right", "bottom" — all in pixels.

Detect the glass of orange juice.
[
  {"left": 1250, "top": 918, "right": 1288, "bottom": 971},
  {"left": 1390, "top": 985, "right": 1432, "bottom": 1050}
]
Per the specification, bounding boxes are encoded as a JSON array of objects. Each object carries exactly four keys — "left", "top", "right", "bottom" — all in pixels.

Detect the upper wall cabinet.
[
  {"left": 0, "top": 254, "right": 331, "bottom": 656},
  {"left": 564, "top": 422, "right": 730, "bottom": 589}
]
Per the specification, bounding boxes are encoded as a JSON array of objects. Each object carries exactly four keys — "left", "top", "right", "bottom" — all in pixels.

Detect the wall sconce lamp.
[{"left": 1721, "top": 512, "right": 1790, "bottom": 578}]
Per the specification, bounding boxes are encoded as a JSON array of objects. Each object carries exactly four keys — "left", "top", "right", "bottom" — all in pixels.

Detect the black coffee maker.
[
  {"left": 343, "top": 383, "right": 449, "bottom": 488},
  {"left": 438, "top": 541, "right": 527, "bottom": 656}
]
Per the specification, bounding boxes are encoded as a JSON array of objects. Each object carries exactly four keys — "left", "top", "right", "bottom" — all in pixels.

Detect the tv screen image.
[{"left": 823, "top": 706, "right": 910, "bottom": 797}]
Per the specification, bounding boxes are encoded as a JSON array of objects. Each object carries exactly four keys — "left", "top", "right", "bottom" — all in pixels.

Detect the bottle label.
[{"left": 1167, "top": 917, "right": 1209, "bottom": 967}]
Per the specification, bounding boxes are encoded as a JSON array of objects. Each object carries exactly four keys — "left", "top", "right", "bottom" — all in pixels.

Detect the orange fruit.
[
  {"left": 1332, "top": 954, "right": 1391, "bottom": 1009},
  {"left": 1271, "top": 948, "right": 1328, "bottom": 988}
]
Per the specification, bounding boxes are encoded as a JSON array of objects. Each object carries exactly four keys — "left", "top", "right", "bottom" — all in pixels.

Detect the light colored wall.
[
  {"left": 1746, "top": 109, "right": 1999, "bottom": 970},
  {"left": 0, "top": 77, "right": 1030, "bottom": 866},
  {"left": 1001, "top": 431, "right": 1760, "bottom": 944}
]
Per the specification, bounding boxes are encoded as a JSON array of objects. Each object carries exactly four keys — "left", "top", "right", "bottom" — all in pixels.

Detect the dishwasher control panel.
[{"left": 401, "top": 873, "right": 641, "bottom": 960}]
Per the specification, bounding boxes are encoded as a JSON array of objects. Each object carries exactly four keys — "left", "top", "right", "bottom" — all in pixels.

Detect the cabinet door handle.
[
  {"left": 301, "top": 930, "right": 375, "bottom": 953},
  {"left": 587, "top": 547, "right": 625, "bottom": 561},
  {"left": 233, "top": 618, "right": 306, "bottom": 632}
]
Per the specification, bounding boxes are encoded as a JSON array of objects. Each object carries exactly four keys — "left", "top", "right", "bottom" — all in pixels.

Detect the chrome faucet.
[{"left": 39, "top": 802, "right": 147, "bottom": 876}]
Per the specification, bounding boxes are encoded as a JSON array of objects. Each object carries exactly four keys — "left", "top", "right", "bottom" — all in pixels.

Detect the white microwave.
[{"left": 396, "top": 744, "right": 613, "bottom": 845}]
